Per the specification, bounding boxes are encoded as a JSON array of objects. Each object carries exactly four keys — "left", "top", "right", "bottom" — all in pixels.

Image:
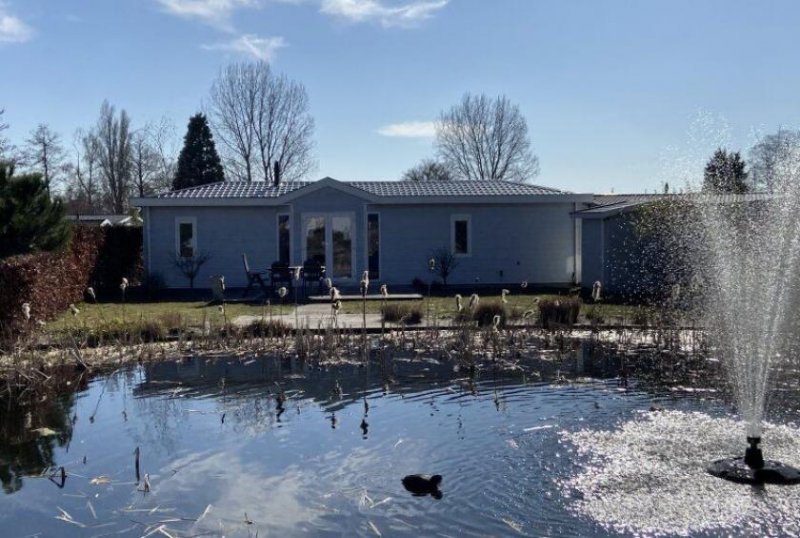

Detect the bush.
[
  {"left": 585, "top": 305, "right": 605, "bottom": 325},
  {"left": 244, "top": 318, "right": 292, "bottom": 337},
  {"left": 411, "top": 277, "right": 443, "bottom": 295},
  {"left": 472, "top": 301, "right": 507, "bottom": 327},
  {"left": 381, "top": 303, "right": 423, "bottom": 324},
  {"left": 537, "top": 296, "right": 581, "bottom": 329}
]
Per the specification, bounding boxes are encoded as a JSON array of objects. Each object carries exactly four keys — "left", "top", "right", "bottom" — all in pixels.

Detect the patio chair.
[
  {"left": 242, "top": 253, "right": 269, "bottom": 298},
  {"left": 301, "top": 259, "right": 325, "bottom": 299},
  {"left": 270, "top": 261, "right": 295, "bottom": 297}
]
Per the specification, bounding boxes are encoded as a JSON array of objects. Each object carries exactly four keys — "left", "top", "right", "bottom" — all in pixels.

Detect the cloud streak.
[
  {"left": 155, "top": 0, "right": 258, "bottom": 30},
  {"left": 0, "top": 4, "right": 33, "bottom": 43},
  {"left": 377, "top": 121, "right": 436, "bottom": 138},
  {"left": 203, "top": 34, "right": 287, "bottom": 61},
  {"left": 321, "top": 0, "right": 447, "bottom": 28}
]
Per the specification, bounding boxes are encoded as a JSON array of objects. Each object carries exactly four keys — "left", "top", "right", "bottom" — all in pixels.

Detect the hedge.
[{"left": 0, "top": 226, "right": 143, "bottom": 334}]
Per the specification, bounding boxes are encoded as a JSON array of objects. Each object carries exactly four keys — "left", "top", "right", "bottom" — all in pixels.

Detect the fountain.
[{"left": 697, "top": 144, "right": 800, "bottom": 485}]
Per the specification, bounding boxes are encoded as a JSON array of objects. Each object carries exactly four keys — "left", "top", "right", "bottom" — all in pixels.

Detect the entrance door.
[{"left": 303, "top": 213, "right": 355, "bottom": 280}]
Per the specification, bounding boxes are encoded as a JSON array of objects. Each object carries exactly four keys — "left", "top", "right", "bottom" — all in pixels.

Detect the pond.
[{"left": 2, "top": 345, "right": 800, "bottom": 537}]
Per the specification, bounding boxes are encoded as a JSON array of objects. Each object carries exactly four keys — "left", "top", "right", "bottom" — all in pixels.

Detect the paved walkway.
[{"left": 233, "top": 303, "right": 387, "bottom": 329}]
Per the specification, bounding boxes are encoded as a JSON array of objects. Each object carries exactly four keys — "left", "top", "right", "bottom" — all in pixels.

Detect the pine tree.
[
  {"left": 0, "top": 164, "right": 70, "bottom": 258},
  {"left": 703, "top": 148, "right": 749, "bottom": 194},
  {"left": 173, "top": 114, "right": 224, "bottom": 190}
]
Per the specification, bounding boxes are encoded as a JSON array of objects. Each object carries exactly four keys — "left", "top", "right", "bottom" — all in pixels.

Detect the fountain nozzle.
[{"left": 745, "top": 436, "right": 765, "bottom": 470}]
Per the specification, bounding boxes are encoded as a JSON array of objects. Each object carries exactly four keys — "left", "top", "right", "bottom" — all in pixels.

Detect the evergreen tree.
[
  {"left": 703, "top": 148, "right": 749, "bottom": 194},
  {"left": 173, "top": 114, "right": 224, "bottom": 190},
  {"left": 0, "top": 164, "right": 70, "bottom": 259}
]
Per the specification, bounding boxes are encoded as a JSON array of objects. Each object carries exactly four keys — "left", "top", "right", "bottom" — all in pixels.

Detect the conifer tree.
[
  {"left": 703, "top": 148, "right": 749, "bottom": 194},
  {"left": 0, "top": 164, "right": 70, "bottom": 258},
  {"left": 173, "top": 114, "right": 224, "bottom": 190}
]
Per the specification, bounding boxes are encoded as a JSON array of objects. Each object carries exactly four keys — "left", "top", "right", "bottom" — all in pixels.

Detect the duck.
[{"left": 402, "top": 474, "right": 443, "bottom": 499}]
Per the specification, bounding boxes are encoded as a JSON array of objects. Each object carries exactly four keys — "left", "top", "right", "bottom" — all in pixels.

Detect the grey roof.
[
  {"left": 575, "top": 192, "right": 776, "bottom": 217},
  {"left": 153, "top": 177, "right": 566, "bottom": 200}
]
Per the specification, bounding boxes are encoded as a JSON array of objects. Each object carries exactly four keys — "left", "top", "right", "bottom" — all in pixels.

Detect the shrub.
[
  {"left": 411, "top": 277, "right": 443, "bottom": 295},
  {"left": 585, "top": 305, "right": 605, "bottom": 325},
  {"left": 472, "top": 301, "right": 507, "bottom": 327},
  {"left": 244, "top": 318, "right": 292, "bottom": 337},
  {"left": 381, "top": 303, "right": 423, "bottom": 324},
  {"left": 537, "top": 296, "right": 581, "bottom": 329}
]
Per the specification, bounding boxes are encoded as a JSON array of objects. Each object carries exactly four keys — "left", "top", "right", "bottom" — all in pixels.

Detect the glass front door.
[{"left": 303, "top": 213, "right": 355, "bottom": 280}]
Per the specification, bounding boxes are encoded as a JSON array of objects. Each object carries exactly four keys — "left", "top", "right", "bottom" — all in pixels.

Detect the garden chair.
[
  {"left": 242, "top": 253, "right": 269, "bottom": 298},
  {"left": 270, "top": 261, "right": 295, "bottom": 297},
  {"left": 301, "top": 259, "right": 325, "bottom": 299}
]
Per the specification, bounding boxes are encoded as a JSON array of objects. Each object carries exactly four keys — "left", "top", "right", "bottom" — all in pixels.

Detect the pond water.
[{"left": 2, "top": 347, "right": 800, "bottom": 537}]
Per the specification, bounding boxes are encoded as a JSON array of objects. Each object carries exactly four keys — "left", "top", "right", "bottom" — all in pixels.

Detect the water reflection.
[
  {"left": 1, "top": 345, "right": 795, "bottom": 537},
  {"left": 0, "top": 373, "right": 84, "bottom": 494}
]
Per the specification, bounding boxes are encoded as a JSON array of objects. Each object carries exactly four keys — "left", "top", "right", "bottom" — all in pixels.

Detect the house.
[
  {"left": 574, "top": 192, "right": 774, "bottom": 298},
  {"left": 130, "top": 177, "right": 592, "bottom": 291}
]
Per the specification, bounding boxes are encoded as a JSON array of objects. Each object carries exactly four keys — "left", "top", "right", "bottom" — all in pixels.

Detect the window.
[
  {"left": 367, "top": 213, "right": 380, "bottom": 279},
  {"left": 176, "top": 218, "right": 196, "bottom": 258},
  {"left": 278, "top": 214, "right": 291, "bottom": 264},
  {"left": 452, "top": 215, "right": 470, "bottom": 256}
]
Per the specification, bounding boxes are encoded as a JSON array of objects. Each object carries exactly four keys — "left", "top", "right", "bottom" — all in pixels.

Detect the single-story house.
[
  {"left": 130, "top": 177, "right": 593, "bottom": 291},
  {"left": 574, "top": 192, "right": 774, "bottom": 298}
]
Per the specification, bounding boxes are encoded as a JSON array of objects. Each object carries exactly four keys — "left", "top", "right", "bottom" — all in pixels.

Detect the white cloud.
[
  {"left": 320, "top": 0, "right": 447, "bottom": 27},
  {"left": 203, "top": 33, "right": 287, "bottom": 61},
  {"left": 377, "top": 120, "right": 436, "bottom": 138},
  {"left": 0, "top": 5, "right": 33, "bottom": 43},
  {"left": 155, "top": 0, "right": 258, "bottom": 30}
]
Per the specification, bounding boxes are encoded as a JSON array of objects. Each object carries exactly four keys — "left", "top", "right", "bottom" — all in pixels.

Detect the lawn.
[{"left": 45, "top": 300, "right": 293, "bottom": 335}]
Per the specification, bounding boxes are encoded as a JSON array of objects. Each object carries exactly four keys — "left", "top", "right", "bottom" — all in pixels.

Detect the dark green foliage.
[
  {"left": 537, "top": 297, "right": 581, "bottom": 328},
  {"left": 381, "top": 303, "right": 423, "bottom": 324},
  {"left": 0, "top": 164, "right": 70, "bottom": 258},
  {"left": 703, "top": 148, "right": 748, "bottom": 194},
  {"left": 173, "top": 114, "right": 224, "bottom": 190}
]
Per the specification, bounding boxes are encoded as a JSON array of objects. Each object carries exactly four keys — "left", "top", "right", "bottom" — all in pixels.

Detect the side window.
[
  {"left": 367, "top": 213, "right": 380, "bottom": 279},
  {"left": 452, "top": 216, "right": 470, "bottom": 255},
  {"left": 278, "top": 214, "right": 291, "bottom": 264},
  {"left": 176, "top": 218, "right": 196, "bottom": 258}
]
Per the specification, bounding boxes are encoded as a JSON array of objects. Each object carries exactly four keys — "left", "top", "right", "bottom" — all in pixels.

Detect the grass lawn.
[{"left": 46, "top": 301, "right": 294, "bottom": 334}]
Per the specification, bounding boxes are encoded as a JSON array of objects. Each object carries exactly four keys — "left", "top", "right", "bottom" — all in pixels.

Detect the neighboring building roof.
[
  {"left": 151, "top": 177, "right": 566, "bottom": 200},
  {"left": 574, "top": 192, "right": 776, "bottom": 218}
]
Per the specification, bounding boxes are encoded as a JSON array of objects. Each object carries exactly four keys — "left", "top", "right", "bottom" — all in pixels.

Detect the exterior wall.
[
  {"left": 375, "top": 202, "right": 578, "bottom": 287},
  {"left": 143, "top": 189, "right": 580, "bottom": 290},
  {"left": 147, "top": 205, "right": 283, "bottom": 288},
  {"left": 580, "top": 219, "right": 604, "bottom": 289}
]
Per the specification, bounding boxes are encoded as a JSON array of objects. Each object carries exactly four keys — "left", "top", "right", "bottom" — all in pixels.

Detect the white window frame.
[
  {"left": 365, "top": 211, "right": 381, "bottom": 280},
  {"left": 175, "top": 217, "right": 197, "bottom": 258},
  {"left": 451, "top": 214, "right": 472, "bottom": 257},
  {"left": 276, "top": 212, "right": 292, "bottom": 264}
]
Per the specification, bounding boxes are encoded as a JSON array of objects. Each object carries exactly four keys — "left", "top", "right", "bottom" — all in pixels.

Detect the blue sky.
[{"left": 1, "top": 0, "right": 799, "bottom": 193}]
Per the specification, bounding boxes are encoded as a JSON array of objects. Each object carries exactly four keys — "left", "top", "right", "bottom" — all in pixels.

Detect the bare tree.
[
  {"left": 148, "top": 117, "right": 179, "bottom": 192},
  {"left": 0, "top": 109, "right": 9, "bottom": 160},
  {"left": 130, "top": 128, "right": 160, "bottom": 197},
  {"left": 208, "top": 61, "right": 316, "bottom": 183},
  {"left": 24, "top": 124, "right": 66, "bottom": 194},
  {"left": 209, "top": 63, "right": 258, "bottom": 182},
  {"left": 64, "top": 128, "right": 104, "bottom": 213},
  {"left": 402, "top": 159, "right": 453, "bottom": 181},
  {"left": 93, "top": 101, "right": 132, "bottom": 213},
  {"left": 429, "top": 247, "right": 460, "bottom": 286},
  {"left": 748, "top": 128, "right": 800, "bottom": 193},
  {"left": 435, "top": 93, "right": 539, "bottom": 183}
]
